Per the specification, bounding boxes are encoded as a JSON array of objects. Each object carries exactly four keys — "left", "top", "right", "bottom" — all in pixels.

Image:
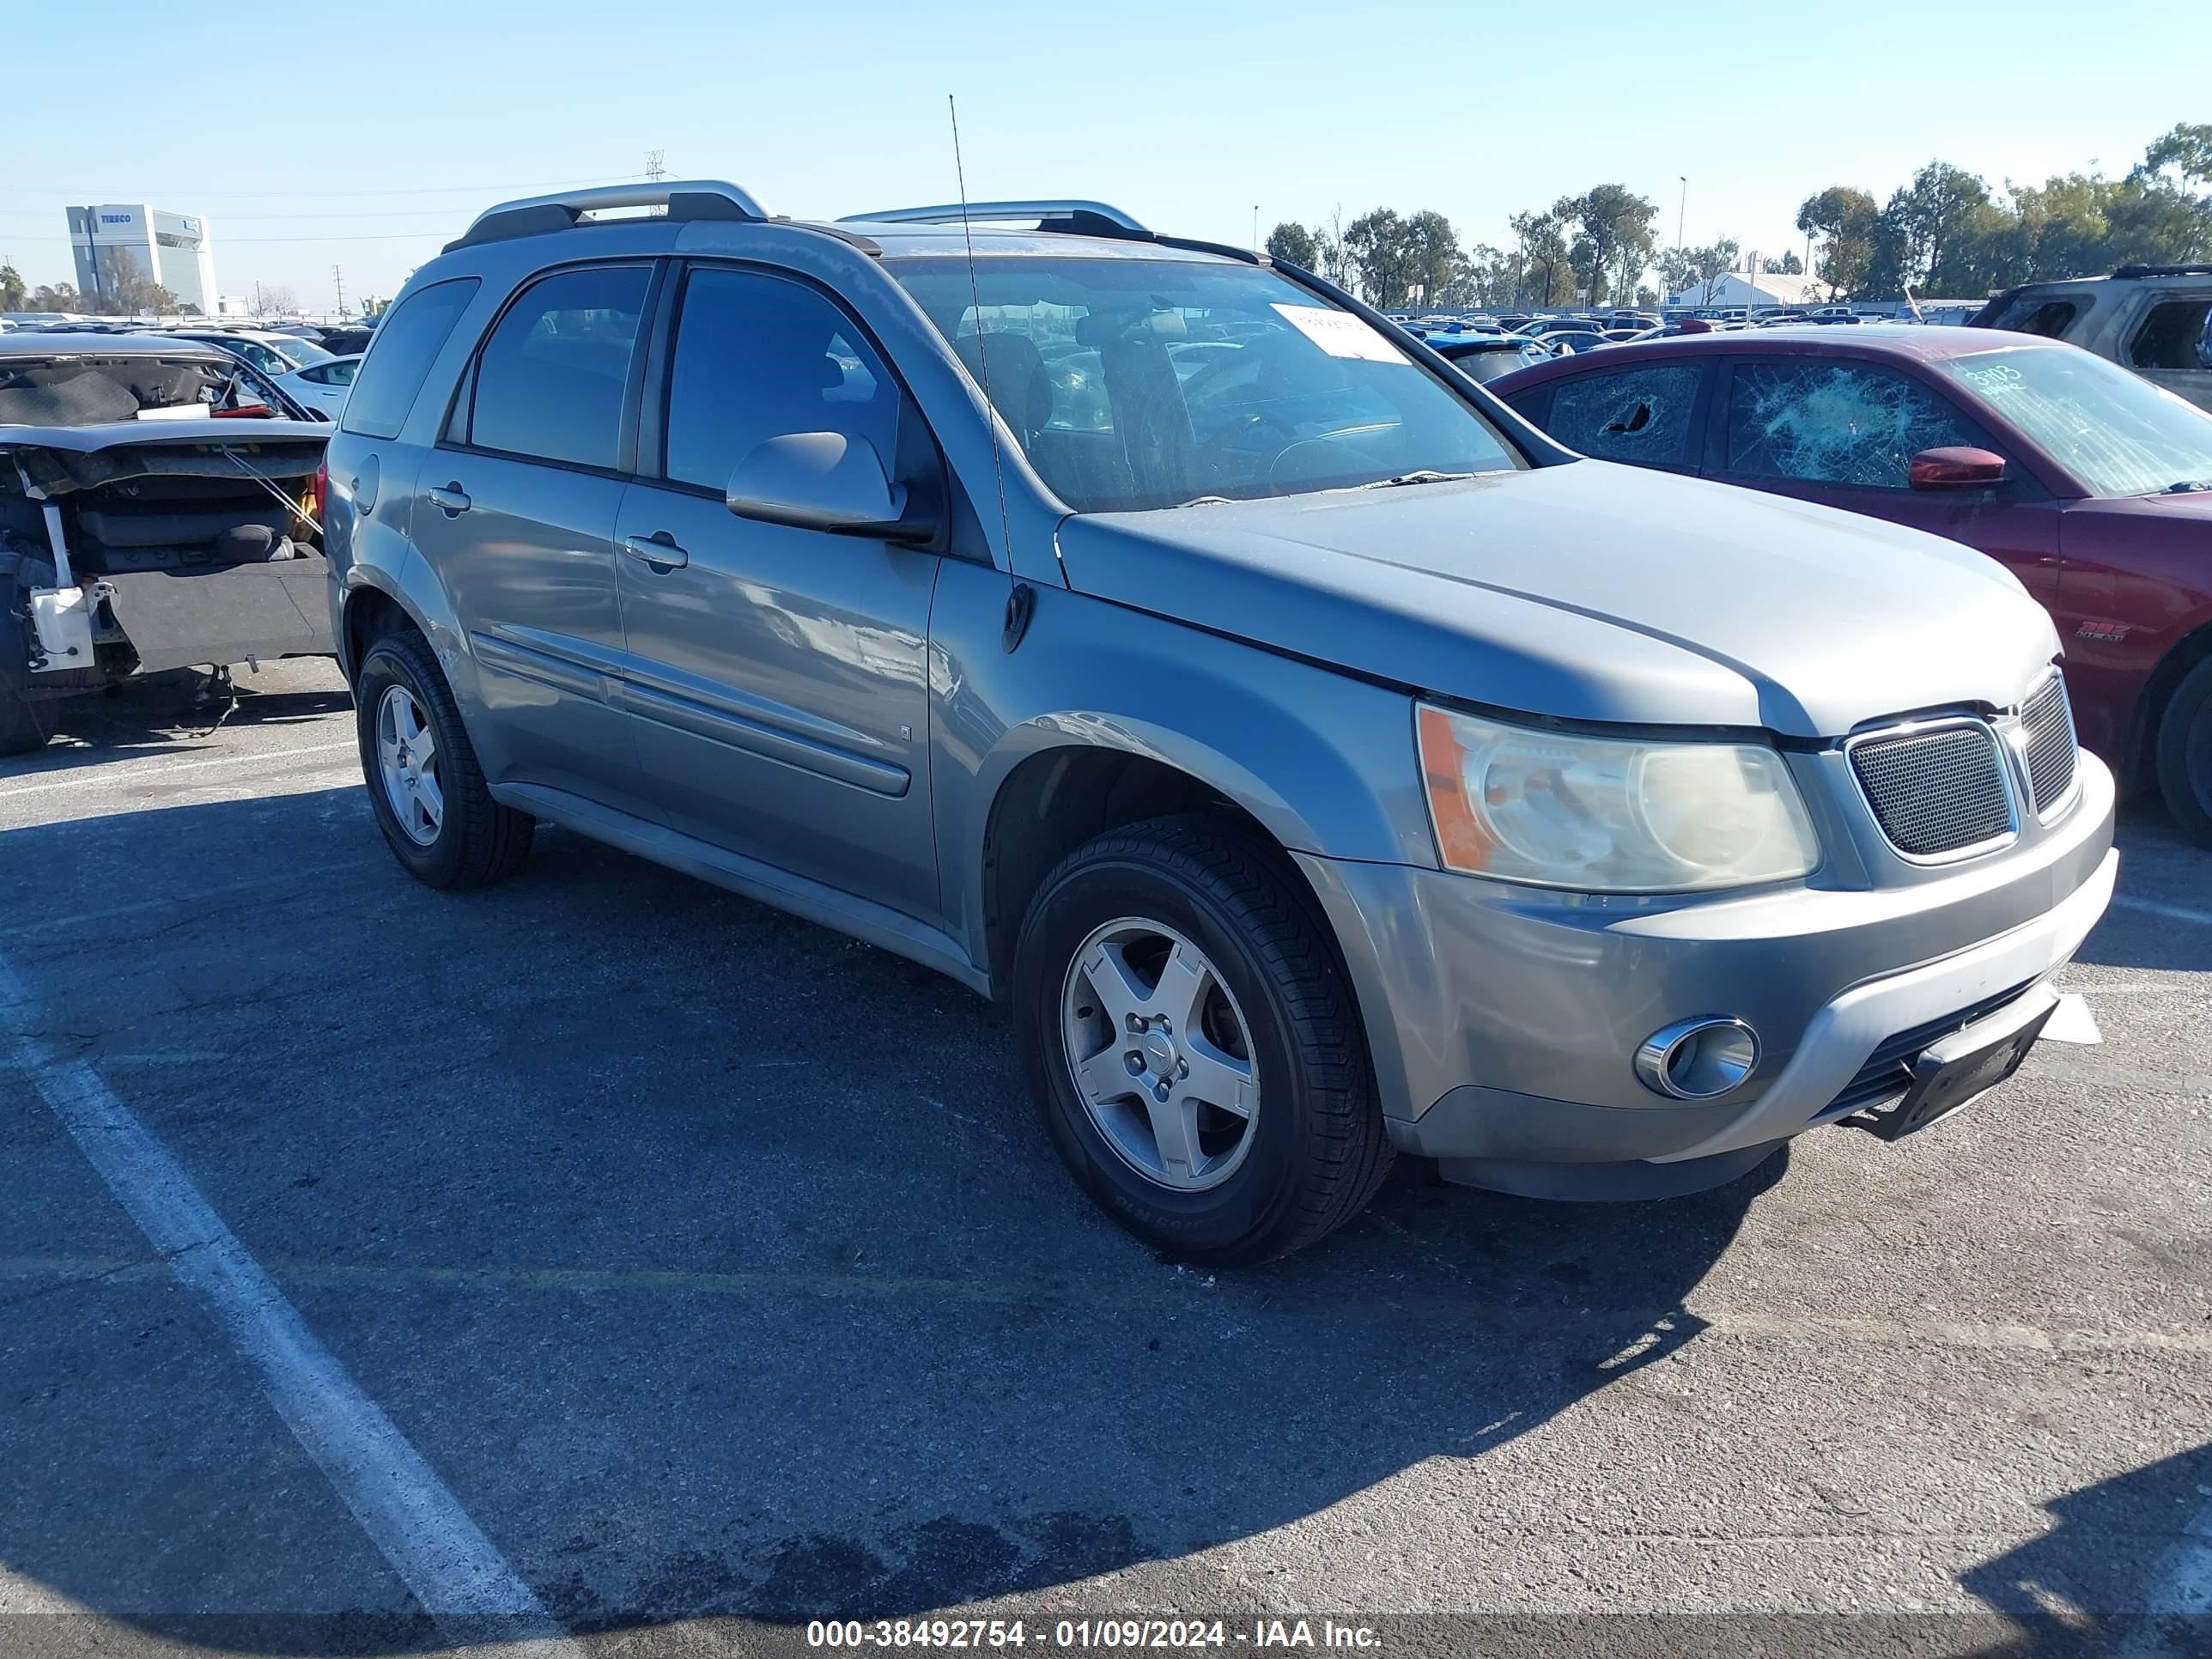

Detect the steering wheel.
[{"left": 1198, "top": 410, "right": 1301, "bottom": 478}]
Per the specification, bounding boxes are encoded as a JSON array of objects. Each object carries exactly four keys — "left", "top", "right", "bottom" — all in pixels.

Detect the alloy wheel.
[
  {"left": 374, "top": 684, "right": 445, "bottom": 847},
  {"left": 1060, "top": 917, "right": 1260, "bottom": 1192}
]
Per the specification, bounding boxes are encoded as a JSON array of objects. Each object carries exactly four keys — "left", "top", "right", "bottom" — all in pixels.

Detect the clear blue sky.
[{"left": 3, "top": 0, "right": 2201, "bottom": 313}]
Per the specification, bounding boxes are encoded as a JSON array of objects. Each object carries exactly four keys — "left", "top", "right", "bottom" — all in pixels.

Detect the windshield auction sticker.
[{"left": 1271, "top": 304, "right": 1410, "bottom": 364}]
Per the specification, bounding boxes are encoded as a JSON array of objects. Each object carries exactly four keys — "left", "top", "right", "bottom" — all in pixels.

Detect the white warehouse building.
[
  {"left": 66, "top": 204, "right": 218, "bottom": 313},
  {"left": 1664, "top": 271, "right": 1832, "bottom": 310}
]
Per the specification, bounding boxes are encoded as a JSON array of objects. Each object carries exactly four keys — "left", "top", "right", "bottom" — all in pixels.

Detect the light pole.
[{"left": 1677, "top": 176, "right": 1687, "bottom": 246}]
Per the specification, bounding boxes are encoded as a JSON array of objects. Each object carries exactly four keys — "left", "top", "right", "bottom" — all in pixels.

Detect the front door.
[
  {"left": 412, "top": 261, "right": 658, "bottom": 811},
  {"left": 1708, "top": 356, "right": 2066, "bottom": 594},
  {"left": 611, "top": 263, "right": 941, "bottom": 921}
]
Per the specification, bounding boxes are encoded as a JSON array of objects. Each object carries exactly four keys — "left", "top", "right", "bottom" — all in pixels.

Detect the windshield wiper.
[
  {"left": 2161, "top": 478, "right": 2212, "bottom": 494},
  {"left": 1340, "top": 470, "right": 1478, "bottom": 492},
  {"left": 1170, "top": 495, "right": 1237, "bottom": 508}
]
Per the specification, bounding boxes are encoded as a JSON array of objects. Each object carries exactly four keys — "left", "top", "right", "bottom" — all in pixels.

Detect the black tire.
[
  {"left": 0, "top": 673, "right": 45, "bottom": 756},
  {"left": 0, "top": 575, "right": 50, "bottom": 756},
  {"left": 352, "top": 628, "right": 533, "bottom": 888},
  {"left": 1012, "top": 815, "right": 1393, "bottom": 1265},
  {"left": 2156, "top": 655, "right": 2212, "bottom": 849}
]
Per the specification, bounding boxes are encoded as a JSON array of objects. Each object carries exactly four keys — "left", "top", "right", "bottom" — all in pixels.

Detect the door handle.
[
  {"left": 622, "top": 532, "right": 689, "bottom": 570},
  {"left": 427, "top": 482, "right": 471, "bottom": 515}
]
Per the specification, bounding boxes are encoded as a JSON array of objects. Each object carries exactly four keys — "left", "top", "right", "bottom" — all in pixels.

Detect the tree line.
[
  {"left": 1265, "top": 123, "right": 2211, "bottom": 310},
  {"left": 1796, "top": 124, "right": 2209, "bottom": 299}
]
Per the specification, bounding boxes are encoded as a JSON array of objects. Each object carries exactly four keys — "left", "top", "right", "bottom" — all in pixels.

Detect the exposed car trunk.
[{"left": 3, "top": 424, "right": 334, "bottom": 685}]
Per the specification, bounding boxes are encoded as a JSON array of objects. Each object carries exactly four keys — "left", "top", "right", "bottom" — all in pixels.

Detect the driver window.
[
  {"left": 664, "top": 268, "right": 901, "bottom": 493},
  {"left": 1723, "top": 362, "right": 1979, "bottom": 489}
]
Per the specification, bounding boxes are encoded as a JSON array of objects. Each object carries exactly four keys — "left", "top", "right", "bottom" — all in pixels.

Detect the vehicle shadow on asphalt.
[
  {"left": 0, "top": 788, "right": 1784, "bottom": 1649},
  {"left": 0, "top": 668, "right": 351, "bottom": 778},
  {"left": 1960, "top": 1441, "right": 2212, "bottom": 1657}
]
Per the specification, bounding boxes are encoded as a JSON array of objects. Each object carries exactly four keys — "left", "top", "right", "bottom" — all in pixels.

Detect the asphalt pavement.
[{"left": 1, "top": 660, "right": 2207, "bottom": 1659}]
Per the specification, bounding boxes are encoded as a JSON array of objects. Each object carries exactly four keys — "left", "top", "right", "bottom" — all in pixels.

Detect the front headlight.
[{"left": 1416, "top": 703, "right": 1820, "bottom": 892}]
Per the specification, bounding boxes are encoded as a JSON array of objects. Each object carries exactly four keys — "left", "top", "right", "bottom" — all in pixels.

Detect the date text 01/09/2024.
[{"left": 805, "top": 1619, "right": 1385, "bottom": 1650}]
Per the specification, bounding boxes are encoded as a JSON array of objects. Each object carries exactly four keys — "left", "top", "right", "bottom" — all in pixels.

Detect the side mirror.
[
  {"left": 726, "top": 432, "right": 936, "bottom": 543},
  {"left": 1910, "top": 446, "right": 2007, "bottom": 491}
]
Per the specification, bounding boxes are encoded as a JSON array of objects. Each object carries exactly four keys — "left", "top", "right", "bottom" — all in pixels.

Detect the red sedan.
[{"left": 1492, "top": 328, "right": 2212, "bottom": 842}]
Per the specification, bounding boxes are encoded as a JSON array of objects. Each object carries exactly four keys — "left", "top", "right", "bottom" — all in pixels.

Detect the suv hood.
[{"left": 1054, "top": 463, "right": 2059, "bottom": 738}]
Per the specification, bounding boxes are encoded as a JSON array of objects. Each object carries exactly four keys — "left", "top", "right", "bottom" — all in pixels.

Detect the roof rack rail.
[
  {"left": 837, "top": 199, "right": 1149, "bottom": 234},
  {"left": 447, "top": 180, "right": 769, "bottom": 252},
  {"left": 2112, "top": 263, "right": 2212, "bottom": 280}
]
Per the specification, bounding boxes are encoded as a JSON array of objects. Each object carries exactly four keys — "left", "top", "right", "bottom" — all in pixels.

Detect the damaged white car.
[{"left": 0, "top": 333, "right": 333, "bottom": 753}]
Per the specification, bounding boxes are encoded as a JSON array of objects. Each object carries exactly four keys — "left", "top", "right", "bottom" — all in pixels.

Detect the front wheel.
[
  {"left": 1012, "top": 817, "right": 1392, "bottom": 1265},
  {"left": 0, "top": 673, "right": 45, "bottom": 756},
  {"left": 2156, "top": 656, "right": 2212, "bottom": 848},
  {"left": 353, "top": 629, "right": 534, "bottom": 888}
]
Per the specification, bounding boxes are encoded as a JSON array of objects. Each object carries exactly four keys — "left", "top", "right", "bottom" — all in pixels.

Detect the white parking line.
[
  {"left": 0, "top": 953, "right": 579, "bottom": 1653},
  {"left": 2112, "top": 895, "right": 2212, "bottom": 927},
  {"left": 0, "top": 740, "right": 356, "bottom": 800}
]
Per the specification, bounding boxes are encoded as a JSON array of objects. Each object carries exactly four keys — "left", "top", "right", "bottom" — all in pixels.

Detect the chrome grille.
[
  {"left": 2021, "top": 677, "right": 2077, "bottom": 811},
  {"left": 1850, "top": 725, "right": 2012, "bottom": 857}
]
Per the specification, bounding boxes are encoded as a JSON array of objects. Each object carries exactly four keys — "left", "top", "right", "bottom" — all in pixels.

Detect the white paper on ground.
[
  {"left": 1271, "top": 303, "right": 1409, "bottom": 363},
  {"left": 2041, "top": 992, "right": 2102, "bottom": 1046}
]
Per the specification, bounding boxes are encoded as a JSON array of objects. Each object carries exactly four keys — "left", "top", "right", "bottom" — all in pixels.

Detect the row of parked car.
[
  {"left": 3, "top": 186, "right": 2198, "bottom": 1267},
  {"left": 0, "top": 315, "right": 371, "bottom": 418}
]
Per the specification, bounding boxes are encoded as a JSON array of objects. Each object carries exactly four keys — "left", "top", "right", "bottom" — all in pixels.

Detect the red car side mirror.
[{"left": 1910, "top": 446, "right": 2007, "bottom": 490}]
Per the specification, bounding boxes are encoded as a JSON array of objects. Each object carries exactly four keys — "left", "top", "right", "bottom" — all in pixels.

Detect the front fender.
[{"left": 927, "top": 561, "right": 1436, "bottom": 972}]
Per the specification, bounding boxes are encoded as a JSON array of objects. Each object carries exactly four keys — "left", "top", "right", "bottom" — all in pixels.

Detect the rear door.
[
  {"left": 1705, "top": 355, "right": 2068, "bottom": 594},
  {"left": 409, "top": 260, "right": 661, "bottom": 812},
  {"left": 609, "top": 261, "right": 942, "bottom": 921},
  {"left": 1509, "top": 359, "right": 1713, "bottom": 475}
]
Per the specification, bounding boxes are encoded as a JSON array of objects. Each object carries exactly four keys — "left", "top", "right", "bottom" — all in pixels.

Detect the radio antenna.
[{"left": 949, "top": 94, "right": 1021, "bottom": 630}]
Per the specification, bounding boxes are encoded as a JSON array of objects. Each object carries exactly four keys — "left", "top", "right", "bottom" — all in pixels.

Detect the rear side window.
[
  {"left": 340, "top": 277, "right": 478, "bottom": 441},
  {"left": 2128, "top": 300, "right": 2212, "bottom": 371},
  {"left": 663, "top": 266, "right": 901, "bottom": 492},
  {"left": 1723, "top": 362, "right": 1979, "bottom": 489},
  {"left": 1545, "top": 364, "right": 1705, "bottom": 467},
  {"left": 465, "top": 264, "right": 651, "bottom": 470}
]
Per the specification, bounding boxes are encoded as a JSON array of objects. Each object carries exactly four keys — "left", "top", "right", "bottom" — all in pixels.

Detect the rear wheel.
[
  {"left": 353, "top": 629, "right": 533, "bottom": 888},
  {"left": 1012, "top": 816, "right": 1392, "bottom": 1265},
  {"left": 2156, "top": 656, "right": 2212, "bottom": 848}
]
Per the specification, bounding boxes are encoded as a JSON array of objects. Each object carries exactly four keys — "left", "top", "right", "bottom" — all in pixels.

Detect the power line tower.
[
  {"left": 331, "top": 264, "right": 346, "bottom": 318},
  {"left": 644, "top": 149, "right": 667, "bottom": 182}
]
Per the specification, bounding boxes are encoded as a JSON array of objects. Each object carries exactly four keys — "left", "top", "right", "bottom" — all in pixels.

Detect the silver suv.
[{"left": 322, "top": 183, "right": 2117, "bottom": 1262}]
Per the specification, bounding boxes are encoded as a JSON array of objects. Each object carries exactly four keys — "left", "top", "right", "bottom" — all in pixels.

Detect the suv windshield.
[
  {"left": 890, "top": 256, "right": 1521, "bottom": 512},
  {"left": 0, "top": 354, "right": 240, "bottom": 426},
  {"left": 1942, "top": 344, "right": 2212, "bottom": 497}
]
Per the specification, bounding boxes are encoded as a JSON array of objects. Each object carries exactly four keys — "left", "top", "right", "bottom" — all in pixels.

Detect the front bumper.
[{"left": 1295, "top": 750, "right": 2117, "bottom": 1179}]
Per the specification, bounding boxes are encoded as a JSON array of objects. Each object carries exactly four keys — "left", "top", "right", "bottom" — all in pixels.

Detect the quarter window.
[
  {"left": 341, "top": 277, "right": 479, "bottom": 441},
  {"left": 1545, "top": 365, "right": 1705, "bottom": 466},
  {"left": 663, "top": 266, "right": 900, "bottom": 493},
  {"left": 466, "top": 264, "right": 651, "bottom": 470},
  {"left": 1723, "top": 362, "right": 1981, "bottom": 489}
]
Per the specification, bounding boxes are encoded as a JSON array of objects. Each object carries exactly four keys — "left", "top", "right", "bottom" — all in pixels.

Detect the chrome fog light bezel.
[{"left": 1634, "top": 1017, "right": 1761, "bottom": 1101}]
